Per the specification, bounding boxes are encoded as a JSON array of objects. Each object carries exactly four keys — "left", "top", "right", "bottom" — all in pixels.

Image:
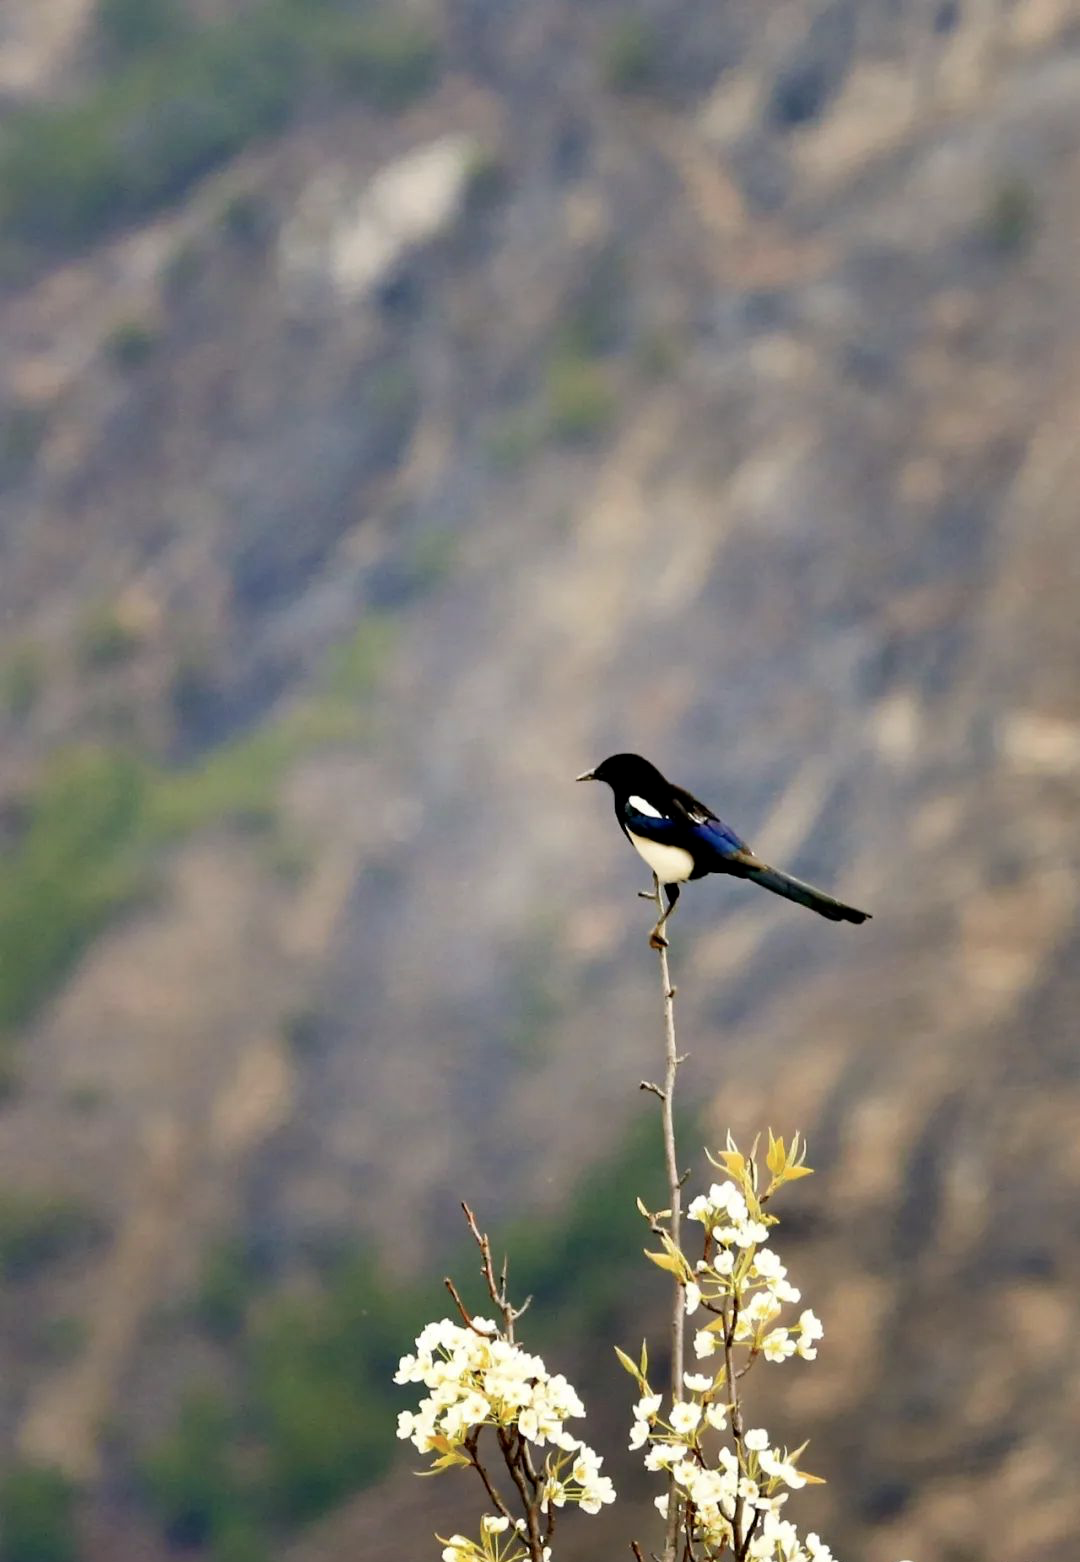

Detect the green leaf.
[{"left": 614, "top": 1346, "right": 641, "bottom": 1382}]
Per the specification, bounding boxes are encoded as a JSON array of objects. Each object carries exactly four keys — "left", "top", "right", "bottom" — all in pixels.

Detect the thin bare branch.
[
  {"left": 444, "top": 1276, "right": 474, "bottom": 1328},
  {"left": 463, "top": 1433, "right": 515, "bottom": 1523},
  {"left": 461, "top": 1199, "right": 533, "bottom": 1340},
  {"left": 498, "top": 1427, "right": 546, "bottom": 1562},
  {"left": 723, "top": 1297, "right": 748, "bottom": 1558},
  {"left": 648, "top": 873, "right": 686, "bottom": 1562},
  {"left": 462, "top": 1201, "right": 501, "bottom": 1301}
]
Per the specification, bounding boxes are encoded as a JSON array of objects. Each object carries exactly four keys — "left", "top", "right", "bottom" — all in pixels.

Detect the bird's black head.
[{"left": 576, "top": 753, "right": 668, "bottom": 794}]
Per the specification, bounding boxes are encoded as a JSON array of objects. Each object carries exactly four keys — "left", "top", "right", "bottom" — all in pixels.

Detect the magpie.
[{"left": 576, "top": 753, "right": 870, "bottom": 947}]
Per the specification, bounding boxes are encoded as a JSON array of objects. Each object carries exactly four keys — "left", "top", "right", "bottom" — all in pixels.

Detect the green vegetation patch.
[
  {"left": 145, "top": 1112, "right": 679, "bottom": 1549},
  {"left": 0, "top": 406, "right": 48, "bottom": 488},
  {"left": 104, "top": 319, "right": 159, "bottom": 371},
  {"left": 983, "top": 175, "right": 1038, "bottom": 257},
  {"left": 319, "top": 616, "right": 396, "bottom": 704},
  {"left": 599, "top": 16, "right": 661, "bottom": 94},
  {"left": 142, "top": 1389, "right": 244, "bottom": 1550},
  {"left": 96, "top": 0, "right": 190, "bottom": 64},
  {"left": 546, "top": 348, "right": 619, "bottom": 443},
  {"left": 327, "top": 15, "right": 439, "bottom": 109},
  {"left": 0, "top": 1, "right": 441, "bottom": 256},
  {"left": 0, "top": 642, "right": 45, "bottom": 720},
  {"left": 0, "top": 611, "right": 396, "bottom": 1047},
  {"left": 194, "top": 1241, "right": 260, "bottom": 1342},
  {"left": 75, "top": 601, "right": 144, "bottom": 668},
  {"left": 0, "top": 1462, "right": 79, "bottom": 1562},
  {"left": 0, "top": 1189, "right": 107, "bottom": 1282},
  {"left": 0, "top": 747, "right": 148, "bottom": 1033},
  {"left": 248, "top": 1256, "right": 426, "bottom": 1524}
]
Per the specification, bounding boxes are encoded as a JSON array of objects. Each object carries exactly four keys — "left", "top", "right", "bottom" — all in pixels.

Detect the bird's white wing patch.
[
  {"left": 628, "top": 794, "right": 664, "bottom": 819},
  {"left": 626, "top": 831, "right": 694, "bottom": 883}
]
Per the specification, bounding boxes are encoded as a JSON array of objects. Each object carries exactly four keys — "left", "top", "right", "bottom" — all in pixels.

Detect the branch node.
[{"left": 639, "top": 1080, "right": 666, "bottom": 1100}]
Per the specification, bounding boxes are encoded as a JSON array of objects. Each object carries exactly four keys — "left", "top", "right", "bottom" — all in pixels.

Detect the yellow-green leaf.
[
  {"left": 614, "top": 1346, "right": 642, "bottom": 1380},
  {"left": 644, "top": 1248, "right": 685, "bottom": 1276}
]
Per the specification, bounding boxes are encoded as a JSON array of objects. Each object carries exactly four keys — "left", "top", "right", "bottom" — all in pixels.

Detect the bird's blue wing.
[
  {"left": 621, "top": 796, "right": 687, "bottom": 845},
  {"left": 621, "top": 796, "right": 748, "bottom": 862},
  {"left": 689, "top": 815, "right": 750, "bottom": 863}
]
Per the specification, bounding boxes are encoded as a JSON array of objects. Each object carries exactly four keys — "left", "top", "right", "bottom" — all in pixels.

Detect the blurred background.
[{"left": 1, "top": 1, "right": 1079, "bottom": 1559}]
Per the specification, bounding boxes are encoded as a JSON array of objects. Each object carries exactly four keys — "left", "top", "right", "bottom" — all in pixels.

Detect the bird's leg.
[{"left": 649, "top": 882, "right": 680, "bottom": 950}]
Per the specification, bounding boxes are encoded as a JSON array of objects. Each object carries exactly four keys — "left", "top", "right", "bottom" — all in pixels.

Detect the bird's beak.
[{"left": 575, "top": 769, "right": 595, "bottom": 783}]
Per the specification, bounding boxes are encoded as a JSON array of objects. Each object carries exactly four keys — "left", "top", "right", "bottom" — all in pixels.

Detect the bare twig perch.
[{"left": 648, "top": 871, "right": 685, "bottom": 1562}]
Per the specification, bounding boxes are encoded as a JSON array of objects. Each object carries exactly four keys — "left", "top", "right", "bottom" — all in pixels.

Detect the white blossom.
[
  {"left": 395, "top": 1317, "right": 613, "bottom": 1522},
  {"left": 760, "top": 1446, "right": 807, "bottom": 1490},
  {"left": 763, "top": 1327, "right": 797, "bottom": 1362},
  {"left": 643, "top": 1442, "right": 683, "bottom": 1470},
  {"left": 669, "top": 1400, "right": 703, "bottom": 1436},
  {"left": 796, "top": 1308, "right": 824, "bottom": 1364}
]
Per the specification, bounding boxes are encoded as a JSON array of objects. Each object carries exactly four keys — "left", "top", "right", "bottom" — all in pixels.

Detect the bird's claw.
[{"left": 648, "top": 929, "right": 669, "bottom": 950}]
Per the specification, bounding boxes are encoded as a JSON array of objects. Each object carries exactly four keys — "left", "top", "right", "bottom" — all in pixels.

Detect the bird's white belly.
[{"left": 627, "top": 831, "right": 694, "bottom": 884}]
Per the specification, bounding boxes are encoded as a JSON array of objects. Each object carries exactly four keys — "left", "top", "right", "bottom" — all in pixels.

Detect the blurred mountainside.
[{"left": 1, "top": 2, "right": 1079, "bottom": 1560}]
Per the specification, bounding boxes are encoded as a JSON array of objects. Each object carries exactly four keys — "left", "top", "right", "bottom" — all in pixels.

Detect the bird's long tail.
[{"left": 742, "top": 858, "right": 871, "bottom": 924}]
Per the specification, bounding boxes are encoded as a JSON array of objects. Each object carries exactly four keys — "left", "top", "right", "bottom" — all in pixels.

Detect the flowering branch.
[
  {"left": 397, "top": 1205, "right": 616, "bottom": 1562},
  {"left": 621, "top": 1133, "right": 831, "bottom": 1561},
  {"left": 396, "top": 870, "right": 911, "bottom": 1562}
]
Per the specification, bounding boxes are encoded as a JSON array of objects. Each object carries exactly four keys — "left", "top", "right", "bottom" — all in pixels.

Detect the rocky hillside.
[{"left": 1, "top": 3, "right": 1079, "bottom": 1560}]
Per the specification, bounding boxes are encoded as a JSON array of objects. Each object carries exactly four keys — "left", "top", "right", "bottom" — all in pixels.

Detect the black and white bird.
[{"left": 577, "top": 752, "right": 870, "bottom": 947}]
